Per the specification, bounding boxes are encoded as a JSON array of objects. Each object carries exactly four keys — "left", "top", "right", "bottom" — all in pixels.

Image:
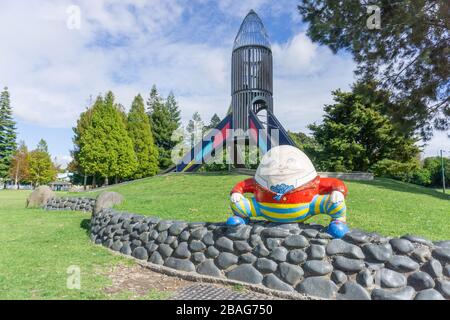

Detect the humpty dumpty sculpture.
[{"left": 227, "top": 145, "right": 349, "bottom": 238}]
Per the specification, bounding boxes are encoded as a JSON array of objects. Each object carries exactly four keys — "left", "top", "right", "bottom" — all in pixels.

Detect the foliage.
[
  {"left": 77, "top": 92, "right": 137, "bottom": 185},
  {"left": 127, "top": 94, "right": 159, "bottom": 179},
  {"left": 0, "top": 87, "right": 17, "bottom": 181},
  {"left": 309, "top": 89, "right": 420, "bottom": 172},
  {"left": 288, "top": 131, "right": 321, "bottom": 164},
  {"left": 28, "top": 139, "right": 57, "bottom": 186},
  {"left": 147, "top": 86, "right": 181, "bottom": 169},
  {"left": 298, "top": 0, "right": 450, "bottom": 139},
  {"left": 70, "top": 105, "right": 94, "bottom": 186},
  {"left": 204, "top": 113, "right": 222, "bottom": 132},
  {"left": 8, "top": 141, "right": 30, "bottom": 186},
  {"left": 371, "top": 158, "right": 422, "bottom": 183},
  {"left": 423, "top": 156, "right": 450, "bottom": 187}
]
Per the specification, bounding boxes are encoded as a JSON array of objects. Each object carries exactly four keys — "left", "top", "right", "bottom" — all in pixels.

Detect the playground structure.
[{"left": 175, "top": 10, "right": 295, "bottom": 173}]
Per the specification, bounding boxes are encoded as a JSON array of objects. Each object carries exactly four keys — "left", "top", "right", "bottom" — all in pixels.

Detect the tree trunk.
[
  {"left": 115, "top": 176, "right": 118, "bottom": 185},
  {"left": 83, "top": 174, "right": 87, "bottom": 191},
  {"left": 104, "top": 176, "right": 109, "bottom": 186},
  {"left": 92, "top": 176, "right": 96, "bottom": 189}
]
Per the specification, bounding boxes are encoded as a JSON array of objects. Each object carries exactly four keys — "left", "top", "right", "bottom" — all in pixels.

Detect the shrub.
[{"left": 371, "top": 159, "right": 421, "bottom": 183}]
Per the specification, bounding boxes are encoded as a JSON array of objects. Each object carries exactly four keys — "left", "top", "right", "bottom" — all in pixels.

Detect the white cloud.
[{"left": 1, "top": 0, "right": 444, "bottom": 161}]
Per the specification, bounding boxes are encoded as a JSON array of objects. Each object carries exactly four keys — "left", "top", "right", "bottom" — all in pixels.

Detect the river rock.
[
  {"left": 215, "top": 252, "right": 238, "bottom": 269},
  {"left": 197, "top": 260, "right": 222, "bottom": 277},
  {"left": 278, "top": 262, "right": 304, "bottom": 286},
  {"left": 371, "top": 286, "right": 415, "bottom": 300},
  {"left": 308, "top": 245, "right": 326, "bottom": 260},
  {"left": 331, "top": 270, "right": 348, "bottom": 285},
  {"left": 386, "top": 255, "right": 420, "bottom": 272},
  {"left": 164, "top": 257, "right": 195, "bottom": 272},
  {"left": 287, "top": 249, "right": 308, "bottom": 264},
  {"left": 378, "top": 268, "right": 407, "bottom": 288},
  {"left": 408, "top": 271, "right": 435, "bottom": 290},
  {"left": 337, "top": 282, "right": 371, "bottom": 300},
  {"left": 269, "top": 247, "right": 288, "bottom": 262},
  {"left": 389, "top": 238, "right": 414, "bottom": 254},
  {"left": 256, "top": 258, "right": 278, "bottom": 273},
  {"left": 414, "top": 289, "right": 445, "bottom": 300},
  {"left": 215, "top": 237, "right": 234, "bottom": 252},
  {"left": 226, "top": 264, "right": 263, "bottom": 284},
  {"left": 263, "top": 274, "right": 294, "bottom": 292},
  {"left": 132, "top": 247, "right": 148, "bottom": 260},
  {"left": 296, "top": 277, "right": 338, "bottom": 299},
  {"left": 433, "top": 247, "right": 450, "bottom": 263},
  {"left": 421, "top": 259, "right": 443, "bottom": 278},
  {"left": 333, "top": 256, "right": 365, "bottom": 273},
  {"left": 284, "top": 235, "right": 309, "bottom": 249},
  {"left": 363, "top": 243, "right": 393, "bottom": 262},
  {"left": 304, "top": 260, "right": 333, "bottom": 276},
  {"left": 326, "top": 239, "right": 365, "bottom": 259}
]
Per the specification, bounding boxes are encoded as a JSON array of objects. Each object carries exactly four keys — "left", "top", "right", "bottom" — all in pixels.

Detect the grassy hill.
[{"left": 77, "top": 173, "right": 450, "bottom": 240}]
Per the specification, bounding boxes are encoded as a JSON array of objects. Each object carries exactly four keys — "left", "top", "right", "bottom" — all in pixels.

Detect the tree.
[
  {"left": 288, "top": 131, "right": 321, "bottom": 162},
  {"left": 187, "top": 111, "right": 204, "bottom": 148},
  {"left": 0, "top": 87, "right": 17, "bottom": 185},
  {"left": 71, "top": 105, "right": 94, "bottom": 189},
  {"left": 9, "top": 141, "right": 30, "bottom": 188},
  {"left": 204, "top": 113, "right": 221, "bottom": 132},
  {"left": 127, "top": 94, "right": 159, "bottom": 178},
  {"left": 36, "top": 138, "right": 49, "bottom": 153},
  {"left": 165, "top": 91, "right": 181, "bottom": 127},
  {"left": 298, "top": 1, "right": 449, "bottom": 139},
  {"left": 28, "top": 139, "right": 57, "bottom": 186},
  {"left": 147, "top": 86, "right": 181, "bottom": 169},
  {"left": 78, "top": 92, "right": 137, "bottom": 186},
  {"left": 423, "top": 156, "right": 450, "bottom": 187},
  {"left": 309, "top": 89, "right": 420, "bottom": 172}
]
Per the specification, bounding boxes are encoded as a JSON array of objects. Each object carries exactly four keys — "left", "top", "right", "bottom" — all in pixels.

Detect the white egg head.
[{"left": 255, "top": 145, "right": 317, "bottom": 193}]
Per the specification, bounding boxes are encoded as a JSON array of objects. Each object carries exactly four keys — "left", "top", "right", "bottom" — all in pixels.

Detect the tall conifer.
[
  {"left": 0, "top": 87, "right": 17, "bottom": 184},
  {"left": 128, "top": 94, "right": 159, "bottom": 178}
]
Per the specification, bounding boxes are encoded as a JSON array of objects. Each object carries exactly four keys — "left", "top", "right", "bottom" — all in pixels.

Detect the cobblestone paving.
[{"left": 169, "top": 284, "right": 280, "bottom": 300}]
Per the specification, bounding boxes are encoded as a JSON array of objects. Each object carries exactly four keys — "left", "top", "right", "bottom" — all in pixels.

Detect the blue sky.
[{"left": 1, "top": 0, "right": 448, "bottom": 167}]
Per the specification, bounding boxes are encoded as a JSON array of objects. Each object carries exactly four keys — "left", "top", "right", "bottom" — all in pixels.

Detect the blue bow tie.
[{"left": 270, "top": 183, "right": 294, "bottom": 201}]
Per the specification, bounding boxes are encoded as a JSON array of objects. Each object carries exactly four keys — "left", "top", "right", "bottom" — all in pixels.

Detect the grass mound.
[{"left": 79, "top": 173, "right": 450, "bottom": 240}]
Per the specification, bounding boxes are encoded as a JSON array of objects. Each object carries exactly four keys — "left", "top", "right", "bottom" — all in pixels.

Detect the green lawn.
[
  {"left": 0, "top": 190, "right": 160, "bottom": 300},
  {"left": 0, "top": 173, "right": 448, "bottom": 299},
  {"left": 78, "top": 173, "right": 450, "bottom": 240}
]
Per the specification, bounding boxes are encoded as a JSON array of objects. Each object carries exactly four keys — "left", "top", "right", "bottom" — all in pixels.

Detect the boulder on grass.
[
  {"left": 94, "top": 191, "right": 124, "bottom": 214},
  {"left": 26, "top": 186, "right": 55, "bottom": 208}
]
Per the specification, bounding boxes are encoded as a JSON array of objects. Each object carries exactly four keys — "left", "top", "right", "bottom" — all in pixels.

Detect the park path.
[{"left": 103, "top": 264, "right": 279, "bottom": 300}]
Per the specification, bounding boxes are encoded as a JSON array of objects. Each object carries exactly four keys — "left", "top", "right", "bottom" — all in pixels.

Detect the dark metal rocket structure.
[{"left": 175, "top": 10, "right": 294, "bottom": 172}]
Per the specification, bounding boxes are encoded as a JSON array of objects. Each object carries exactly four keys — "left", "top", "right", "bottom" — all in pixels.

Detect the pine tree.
[
  {"left": 187, "top": 111, "right": 204, "bottom": 148},
  {"left": 127, "top": 94, "right": 159, "bottom": 179},
  {"left": 28, "top": 139, "right": 57, "bottom": 186},
  {"left": 0, "top": 87, "right": 17, "bottom": 185},
  {"left": 9, "top": 141, "right": 30, "bottom": 188},
  {"left": 147, "top": 86, "right": 181, "bottom": 169},
  {"left": 166, "top": 91, "right": 181, "bottom": 127},
  {"left": 204, "top": 113, "right": 221, "bottom": 132}
]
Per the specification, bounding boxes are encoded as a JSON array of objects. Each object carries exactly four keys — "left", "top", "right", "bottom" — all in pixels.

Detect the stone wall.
[
  {"left": 44, "top": 197, "right": 96, "bottom": 212},
  {"left": 90, "top": 208, "right": 450, "bottom": 300}
]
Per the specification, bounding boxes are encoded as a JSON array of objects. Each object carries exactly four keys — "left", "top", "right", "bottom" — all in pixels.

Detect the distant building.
[
  {"left": 49, "top": 172, "right": 73, "bottom": 191},
  {"left": 49, "top": 181, "right": 72, "bottom": 192}
]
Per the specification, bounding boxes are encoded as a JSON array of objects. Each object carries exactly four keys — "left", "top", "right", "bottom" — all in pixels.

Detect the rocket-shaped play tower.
[{"left": 175, "top": 10, "right": 294, "bottom": 172}]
